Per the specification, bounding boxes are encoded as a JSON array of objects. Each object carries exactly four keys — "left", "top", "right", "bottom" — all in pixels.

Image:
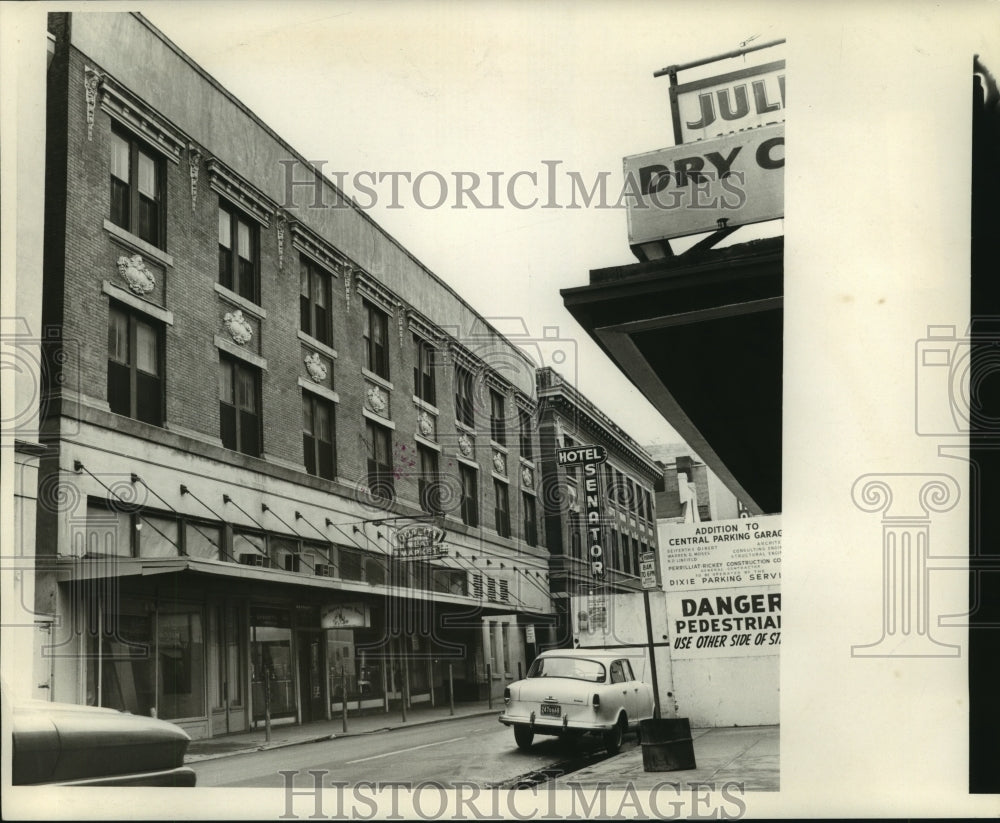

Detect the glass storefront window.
[
  {"left": 88, "top": 605, "right": 155, "bottom": 715},
  {"left": 138, "top": 515, "right": 179, "bottom": 557},
  {"left": 83, "top": 501, "right": 132, "bottom": 557},
  {"left": 251, "top": 608, "right": 295, "bottom": 720},
  {"left": 234, "top": 531, "right": 267, "bottom": 566},
  {"left": 186, "top": 523, "right": 221, "bottom": 559},
  {"left": 157, "top": 605, "right": 206, "bottom": 719}
]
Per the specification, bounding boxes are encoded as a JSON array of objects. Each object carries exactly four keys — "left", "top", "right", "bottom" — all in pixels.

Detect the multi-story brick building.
[
  {"left": 35, "top": 12, "right": 551, "bottom": 739},
  {"left": 535, "top": 367, "right": 661, "bottom": 647}
]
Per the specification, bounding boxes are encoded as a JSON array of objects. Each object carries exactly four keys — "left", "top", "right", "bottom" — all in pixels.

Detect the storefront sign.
[
  {"left": 672, "top": 60, "right": 785, "bottom": 143},
  {"left": 321, "top": 603, "right": 370, "bottom": 629},
  {"left": 525, "top": 624, "right": 536, "bottom": 644},
  {"left": 624, "top": 123, "right": 784, "bottom": 244},
  {"left": 393, "top": 523, "right": 447, "bottom": 560},
  {"left": 660, "top": 515, "right": 781, "bottom": 659}
]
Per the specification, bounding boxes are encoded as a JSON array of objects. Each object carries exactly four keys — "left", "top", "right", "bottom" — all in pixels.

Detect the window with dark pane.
[
  {"left": 494, "top": 479, "right": 511, "bottom": 538},
  {"left": 518, "top": 409, "right": 533, "bottom": 461},
  {"left": 454, "top": 364, "right": 474, "bottom": 428},
  {"left": 107, "top": 302, "right": 163, "bottom": 426},
  {"left": 363, "top": 300, "right": 389, "bottom": 379},
  {"left": 417, "top": 444, "right": 441, "bottom": 514},
  {"left": 413, "top": 335, "right": 436, "bottom": 406},
  {"left": 219, "top": 355, "right": 261, "bottom": 457},
  {"left": 300, "top": 258, "right": 333, "bottom": 346},
  {"left": 459, "top": 463, "right": 478, "bottom": 527},
  {"left": 218, "top": 200, "right": 258, "bottom": 303},
  {"left": 489, "top": 389, "right": 506, "bottom": 445},
  {"left": 109, "top": 124, "right": 164, "bottom": 248},
  {"left": 302, "top": 391, "right": 336, "bottom": 480},
  {"left": 522, "top": 491, "right": 537, "bottom": 547},
  {"left": 365, "top": 419, "right": 393, "bottom": 500}
]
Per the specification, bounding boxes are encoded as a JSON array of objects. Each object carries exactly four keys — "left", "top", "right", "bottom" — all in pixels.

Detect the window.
[
  {"left": 110, "top": 125, "right": 164, "bottom": 248},
  {"left": 455, "top": 365, "right": 474, "bottom": 428},
  {"left": 459, "top": 464, "right": 478, "bottom": 527},
  {"left": 107, "top": 303, "right": 163, "bottom": 426},
  {"left": 219, "top": 355, "right": 261, "bottom": 457},
  {"left": 365, "top": 420, "right": 394, "bottom": 500},
  {"left": 490, "top": 389, "right": 506, "bottom": 445},
  {"left": 610, "top": 529, "right": 620, "bottom": 572},
  {"left": 300, "top": 258, "right": 333, "bottom": 345},
  {"left": 494, "top": 479, "right": 511, "bottom": 538},
  {"left": 218, "top": 201, "right": 258, "bottom": 303},
  {"left": 417, "top": 444, "right": 441, "bottom": 514},
  {"left": 303, "top": 391, "right": 336, "bottom": 480},
  {"left": 631, "top": 536, "right": 640, "bottom": 575},
  {"left": 363, "top": 300, "right": 389, "bottom": 379},
  {"left": 522, "top": 491, "right": 537, "bottom": 547},
  {"left": 644, "top": 488, "right": 654, "bottom": 522},
  {"left": 569, "top": 511, "right": 582, "bottom": 560},
  {"left": 519, "top": 409, "right": 533, "bottom": 461},
  {"left": 413, "top": 336, "right": 436, "bottom": 405}
]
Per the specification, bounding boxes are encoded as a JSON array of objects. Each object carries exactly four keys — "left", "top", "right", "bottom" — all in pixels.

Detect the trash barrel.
[{"left": 639, "top": 718, "right": 697, "bottom": 771}]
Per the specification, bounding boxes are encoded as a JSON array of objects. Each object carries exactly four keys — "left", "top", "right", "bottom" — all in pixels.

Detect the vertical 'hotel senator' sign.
[{"left": 557, "top": 445, "right": 609, "bottom": 580}]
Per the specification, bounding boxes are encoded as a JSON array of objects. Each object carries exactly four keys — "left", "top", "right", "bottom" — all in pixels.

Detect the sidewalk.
[
  {"left": 185, "top": 699, "right": 500, "bottom": 763},
  {"left": 552, "top": 725, "right": 779, "bottom": 792}
]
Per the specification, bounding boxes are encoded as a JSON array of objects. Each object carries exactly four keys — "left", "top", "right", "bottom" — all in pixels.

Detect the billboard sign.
[
  {"left": 659, "top": 515, "right": 781, "bottom": 659},
  {"left": 671, "top": 60, "right": 785, "bottom": 144},
  {"left": 624, "top": 123, "right": 784, "bottom": 245}
]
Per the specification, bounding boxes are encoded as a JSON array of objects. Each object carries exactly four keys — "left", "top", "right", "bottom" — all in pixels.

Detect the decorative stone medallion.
[
  {"left": 521, "top": 466, "right": 533, "bottom": 489},
  {"left": 458, "top": 433, "right": 473, "bottom": 457},
  {"left": 366, "top": 386, "right": 387, "bottom": 414},
  {"left": 492, "top": 450, "right": 506, "bottom": 475},
  {"left": 417, "top": 411, "right": 434, "bottom": 437},
  {"left": 116, "top": 254, "right": 155, "bottom": 295},
  {"left": 304, "top": 352, "right": 327, "bottom": 383},
  {"left": 223, "top": 310, "right": 253, "bottom": 345}
]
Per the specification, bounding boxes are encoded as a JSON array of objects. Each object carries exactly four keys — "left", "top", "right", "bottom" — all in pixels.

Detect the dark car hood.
[{"left": 12, "top": 700, "right": 191, "bottom": 785}]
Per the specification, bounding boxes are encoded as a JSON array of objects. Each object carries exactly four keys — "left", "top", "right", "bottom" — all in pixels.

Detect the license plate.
[{"left": 540, "top": 704, "right": 561, "bottom": 717}]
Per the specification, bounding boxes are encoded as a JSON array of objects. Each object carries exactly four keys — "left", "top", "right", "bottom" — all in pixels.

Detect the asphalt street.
[{"left": 191, "top": 713, "right": 634, "bottom": 788}]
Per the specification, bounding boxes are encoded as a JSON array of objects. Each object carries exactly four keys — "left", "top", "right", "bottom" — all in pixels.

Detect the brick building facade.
[
  {"left": 535, "top": 367, "right": 660, "bottom": 647},
  {"left": 36, "top": 12, "right": 552, "bottom": 739}
]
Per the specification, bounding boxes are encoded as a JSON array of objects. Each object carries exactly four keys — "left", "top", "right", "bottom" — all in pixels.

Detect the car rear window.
[{"left": 527, "top": 657, "right": 606, "bottom": 682}]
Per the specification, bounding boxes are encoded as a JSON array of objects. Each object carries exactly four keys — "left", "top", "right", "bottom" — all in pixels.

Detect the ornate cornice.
[
  {"left": 406, "top": 309, "right": 448, "bottom": 347},
  {"left": 91, "top": 67, "right": 186, "bottom": 162},
  {"left": 354, "top": 271, "right": 397, "bottom": 314},
  {"left": 288, "top": 220, "right": 346, "bottom": 276},
  {"left": 205, "top": 157, "right": 276, "bottom": 227}
]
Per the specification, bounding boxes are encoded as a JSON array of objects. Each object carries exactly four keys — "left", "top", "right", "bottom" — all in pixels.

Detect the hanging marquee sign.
[
  {"left": 393, "top": 523, "right": 447, "bottom": 561},
  {"left": 623, "top": 123, "right": 784, "bottom": 245},
  {"left": 559, "top": 444, "right": 609, "bottom": 581},
  {"left": 671, "top": 60, "right": 785, "bottom": 144}
]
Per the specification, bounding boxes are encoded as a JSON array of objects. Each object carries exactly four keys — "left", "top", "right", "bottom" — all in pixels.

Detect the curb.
[{"left": 186, "top": 708, "right": 502, "bottom": 764}]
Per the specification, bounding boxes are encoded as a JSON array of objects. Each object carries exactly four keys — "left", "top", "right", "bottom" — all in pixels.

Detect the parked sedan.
[
  {"left": 8, "top": 695, "right": 196, "bottom": 786},
  {"left": 498, "top": 649, "right": 655, "bottom": 754}
]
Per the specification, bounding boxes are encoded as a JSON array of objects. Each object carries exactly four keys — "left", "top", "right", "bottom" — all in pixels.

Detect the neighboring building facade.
[
  {"left": 535, "top": 367, "right": 661, "bottom": 648},
  {"left": 646, "top": 443, "right": 743, "bottom": 524},
  {"left": 36, "top": 12, "right": 551, "bottom": 739}
]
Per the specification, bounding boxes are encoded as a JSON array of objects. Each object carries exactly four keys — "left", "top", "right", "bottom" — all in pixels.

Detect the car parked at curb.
[
  {"left": 498, "top": 648, "right": 655, "bottom": 754},
  {"left": 7, "top": 691, "right": 196, "bottom": 787}
]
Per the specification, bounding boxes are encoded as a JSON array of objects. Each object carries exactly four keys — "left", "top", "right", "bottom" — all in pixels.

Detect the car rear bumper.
[{"left": 498, "top": 712, "right": 612, "bottom": 734}]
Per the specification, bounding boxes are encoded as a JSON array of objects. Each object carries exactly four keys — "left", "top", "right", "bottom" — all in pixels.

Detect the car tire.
[
  {"left": 513, "top": 724, "right": 534, "bottom": 750},
  {"left": 603, "top": 717, "right": 625, "bottom": 755}
]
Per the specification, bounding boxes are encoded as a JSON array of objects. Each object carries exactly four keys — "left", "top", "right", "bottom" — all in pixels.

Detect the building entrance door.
[{"left": 297, "top": 631, "right": 325, "bottom": 723}]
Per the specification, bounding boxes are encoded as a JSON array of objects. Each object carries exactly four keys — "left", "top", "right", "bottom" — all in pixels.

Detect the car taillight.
[
  {"left": 592, "top": 693, "right": 600, "bottom": 710},
  {"left": 504, "top": 686, "right": 511, "bottom": 704}
]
